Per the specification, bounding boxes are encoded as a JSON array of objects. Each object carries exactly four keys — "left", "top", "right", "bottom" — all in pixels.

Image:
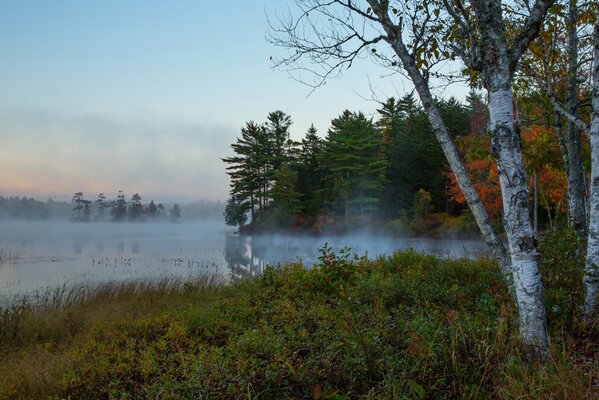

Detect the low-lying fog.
[{"left": 0, "top": 220, "right": 488, "bottom": 306}]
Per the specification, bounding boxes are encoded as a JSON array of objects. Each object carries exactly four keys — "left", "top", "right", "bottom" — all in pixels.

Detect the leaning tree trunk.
[
  {"left": 487, "top": 70, "right": 549, "bottom": 357},
  {"left": 566, "top": 0, "right": 587, "bottom": 236},
  {"left": 583, "top": 22, "right": 599, "bottom": 316},
  {"left": 383, "top": 34, "right": 512, "bottom": 280}
]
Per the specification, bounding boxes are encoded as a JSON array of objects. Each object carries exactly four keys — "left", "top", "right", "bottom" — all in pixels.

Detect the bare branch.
[
  {"left": 521, "top": 63, "right": 590, "bottom": 134},
  {"left": 509, "top": 0, "right": 556, "bottom": 71}
]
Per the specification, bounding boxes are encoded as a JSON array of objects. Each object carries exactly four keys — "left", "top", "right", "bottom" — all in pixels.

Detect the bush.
[
  {"left": 538, "top": 225, "right": 585, "bottom": 331},
  {"left": 0, "top": 251, "right": 596, "bottom": 399}
]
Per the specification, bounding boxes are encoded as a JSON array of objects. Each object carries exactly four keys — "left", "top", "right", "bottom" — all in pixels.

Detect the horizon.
[{"left": 0, "top": 1, "right": 467, "bottom": 202}]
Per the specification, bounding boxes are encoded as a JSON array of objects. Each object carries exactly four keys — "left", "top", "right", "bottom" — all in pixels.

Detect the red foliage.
[{"left": 447, "top": 123, "right": 566, "bottom": 221}]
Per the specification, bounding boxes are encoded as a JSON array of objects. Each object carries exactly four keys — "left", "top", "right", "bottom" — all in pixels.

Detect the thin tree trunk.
[
  {"left": 556, "top": 113, "right": 569, "bottom": 173},
  {"left": 583, "top": 22, "right": 599, "bottom": 316},
  {"left": 534, "top": 174, "right": 539, "bottom": 236},
  {"left": 539, "top": 185, "right": 554, "bottom": 229},
  {"left": 566, "top": 0, "right": 587, "bottom": 236}
]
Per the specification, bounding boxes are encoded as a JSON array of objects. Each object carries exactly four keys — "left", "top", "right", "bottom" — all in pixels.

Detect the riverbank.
[
  {"left": 0, "top": 248, "right": 597, "bottom": 399},
  {"left": 241, "top": 211, "right": 481, "bottom": 239}
]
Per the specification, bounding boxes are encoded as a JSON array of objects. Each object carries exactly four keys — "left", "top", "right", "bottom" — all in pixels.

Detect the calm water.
[{"left": 0, "top": 220, "right": 487, "bottom": 306}]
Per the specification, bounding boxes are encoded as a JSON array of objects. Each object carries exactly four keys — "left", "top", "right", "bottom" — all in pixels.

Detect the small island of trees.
[{"left": 71, "top": 191, "right": 181, "bottom": 223}]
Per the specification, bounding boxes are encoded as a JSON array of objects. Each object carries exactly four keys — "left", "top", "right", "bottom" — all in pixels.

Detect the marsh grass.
[
  {"left": 0, "top": 247, "right": 597, "bottom": 399},
  {"left": 0, "top": 248, "right": 23, "bottom": 264}
]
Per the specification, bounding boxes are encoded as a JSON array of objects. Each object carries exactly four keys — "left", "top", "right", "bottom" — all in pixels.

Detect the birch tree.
[
  {"left": 584, "top": 21, "right": 599, "bottom": 315},
  {"left": 565, "top": 0, "right": 587, "bottom": 235},
  {"left": 520, "top": 5, "right": 598, "bottom": 316},
  {"left": 518, "top": 0, "right": 596, "bottom": 237},
  {"left": 270, "top": 0, "right": 554, "bottom": 357}
]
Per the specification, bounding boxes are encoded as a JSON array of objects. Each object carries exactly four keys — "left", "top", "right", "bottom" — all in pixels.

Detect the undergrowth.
[{"left": 0, "top": 235, "right": 597, "bottom": 399}]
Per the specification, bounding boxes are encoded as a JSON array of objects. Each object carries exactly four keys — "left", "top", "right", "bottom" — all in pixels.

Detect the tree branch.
[{"left": 509, "top": 0, "right": 556, "bottom": 71}]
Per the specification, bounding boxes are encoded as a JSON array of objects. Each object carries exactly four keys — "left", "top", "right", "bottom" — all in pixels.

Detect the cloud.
[{"left": 0, "top": 106, "right": 237, "bottom": 201}]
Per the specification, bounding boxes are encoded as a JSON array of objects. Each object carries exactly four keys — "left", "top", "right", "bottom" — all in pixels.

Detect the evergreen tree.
[
  {"left": 71, "top": 192, "right": 84, "bottom": 220},
  {"left": 111, "top": 191, "right": 127, "bottom": 221},
  {"left": 296, "top": 125, "right": 325, "bottom": 217},
  {"left": 128, "top": 193, "right": 144, "bottom": 221},
  {"left": 271, "top": 164, "right": 302, "bottom": 225},
  {"left": 95, "top": 193, "right": 108, "bottom": 221},
  {"left": 169, "top": 203, "right": 181, "bottom": 222},
  {"left": 157, "top": 203, "right": 166, "bottom": 218},
  {"left": 223, "top": 121, "right": 269, "bottom": 219},
  {"left": 265, "top": 110, "right": 293, "bottom": 170},
  {"left": 224, "top": 196, "right": 249, "bottom": 228},
  {"left": 322, "top": 110, "right": 388, "bottom": 218},
  {"left": 147, "top": 200, "right": 158, "bottom": 219}
]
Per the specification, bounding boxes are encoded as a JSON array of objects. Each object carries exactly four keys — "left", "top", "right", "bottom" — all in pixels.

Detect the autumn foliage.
[{"left": 447, "top": 115, "right": 568, "bottom": 222}]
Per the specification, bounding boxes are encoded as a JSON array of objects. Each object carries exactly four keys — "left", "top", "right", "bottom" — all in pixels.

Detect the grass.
[
  {"left": 0, "top": 248, "right": 22, "bottom": 264},
  {"left": 0, "top": 247, "right": 597, "bottom": 399}
]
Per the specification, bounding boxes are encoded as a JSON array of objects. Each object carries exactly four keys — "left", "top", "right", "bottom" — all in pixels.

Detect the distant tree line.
[
  {"left": 0, "top": 196, "right": 224, "bottom": 222},
  {"left": 71, "top": 191, "right": 180, "bottom": 222},
  {"left": 0, "top": 196, "right": 72, "bottom": 220}
]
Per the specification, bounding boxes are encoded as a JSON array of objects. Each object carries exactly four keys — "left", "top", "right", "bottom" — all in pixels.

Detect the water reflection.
[
  {"left": 225, "top": 234, "right": 265, "bottom": 282},
  {"left": 0, "top": 220, "right": 488, "bottom": 306}
]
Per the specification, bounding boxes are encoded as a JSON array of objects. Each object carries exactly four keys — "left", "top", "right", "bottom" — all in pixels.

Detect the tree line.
[
  {"left": 223, "top": 96, "right": 487, "bottom": 234},
  {"left": 71, "top": 192, "right": 180, "bottom": 223},
  {"left": 0, "top": 196, "right": 72, "bottom": 220}
]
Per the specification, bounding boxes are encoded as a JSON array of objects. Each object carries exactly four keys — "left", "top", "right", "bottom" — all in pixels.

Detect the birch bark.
[
  {"left": 583, "top": 22, "right": 599, "bottom": 316},
  {"left": 566, "top": 0, "right": 587, "bottom": 236},
  {"left": 473, "top": 0, "right": 549, "bottom": 356}
]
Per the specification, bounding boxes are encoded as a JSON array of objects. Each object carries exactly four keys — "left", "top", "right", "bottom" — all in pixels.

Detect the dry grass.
[
  {"left": 0, "top": 275, "right": 224, "bottom": 399},
  {"left": 0, "top": 248, "right": 23, "bottom": 264}
]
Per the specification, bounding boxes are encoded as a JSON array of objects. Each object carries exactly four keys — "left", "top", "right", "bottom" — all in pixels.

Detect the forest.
[{"left": 223, "top": 92, "right": 573, "bottom": 236}]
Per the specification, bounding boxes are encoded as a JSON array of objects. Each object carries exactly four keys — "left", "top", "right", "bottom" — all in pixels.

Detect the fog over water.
[{"left": 0, "top": 220, "right": 488, "bottom": 306}]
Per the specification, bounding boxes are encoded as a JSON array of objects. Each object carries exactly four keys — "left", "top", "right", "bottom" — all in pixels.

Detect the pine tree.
[
  {"left": 95, "top": 193, "right": 108, "bottom": 221},
  {"left": 297, "top": 125, "right": 325, "bottom": 217},
  {"left": 128, "top": 193, "right": 144, "bottom": 221},
  {"left": 271, "top": 164, "right": 302, "bottom": 225},
  {"left": 322, "top": 111, "right": 388, "bottom": 218},
  {"left": 111, "top": 191, "right": 127, "bottom": 221}
]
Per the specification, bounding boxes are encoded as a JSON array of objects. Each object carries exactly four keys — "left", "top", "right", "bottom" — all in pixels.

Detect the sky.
[{"left": 0, "top": 1, "right": 462, "bottom": 203}]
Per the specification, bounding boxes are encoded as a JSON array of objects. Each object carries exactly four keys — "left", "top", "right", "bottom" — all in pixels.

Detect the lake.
[{"left": 0, "top": 220, "right": 488, "bottom": 306}]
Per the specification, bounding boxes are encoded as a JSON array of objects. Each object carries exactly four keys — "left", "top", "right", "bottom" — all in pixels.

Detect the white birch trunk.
[
  {"left": 566, "top": 0, "right": 587, "bottom": 236},
  {"left": 487, "top": 78, "right": 548, "bottom": 356},
  {"left": 583, "top": 22, "right": 599, "bottom": 316}
]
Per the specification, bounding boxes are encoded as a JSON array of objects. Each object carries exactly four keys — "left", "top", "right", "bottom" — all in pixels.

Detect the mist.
[
  {"left": 0, "top": 106, "right": 237, "bottom": 202},
  {"left": 0, "top": 219, "right": 487, "bottom": 307}
]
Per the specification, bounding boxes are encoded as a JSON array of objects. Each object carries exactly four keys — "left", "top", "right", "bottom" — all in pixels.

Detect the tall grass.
[
  {"left": 0, "top": 275, "right": 222, "bottom": 350},
  {"left": 0, "top": 248, "right": 23, "bottom": 264}
]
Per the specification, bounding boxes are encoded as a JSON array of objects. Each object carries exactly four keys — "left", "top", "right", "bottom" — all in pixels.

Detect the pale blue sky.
[{"left": 0, "top": 1, "right": 455, "bottom": 202}]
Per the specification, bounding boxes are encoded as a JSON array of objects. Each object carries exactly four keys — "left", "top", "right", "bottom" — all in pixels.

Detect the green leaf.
[{"left": 407, "top": 380, "right": 426, "bottom": 399}]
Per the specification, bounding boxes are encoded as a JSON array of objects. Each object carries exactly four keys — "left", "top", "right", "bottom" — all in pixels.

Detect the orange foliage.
[
  {"left": 447, "top": 124, "right": 567, "bottom": 220},
  {"left": 522, "top": 125, "right": 567, "bottom": 208},
  {"left": 446, "top": 135, "right": 503, "bottom": 220}
]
